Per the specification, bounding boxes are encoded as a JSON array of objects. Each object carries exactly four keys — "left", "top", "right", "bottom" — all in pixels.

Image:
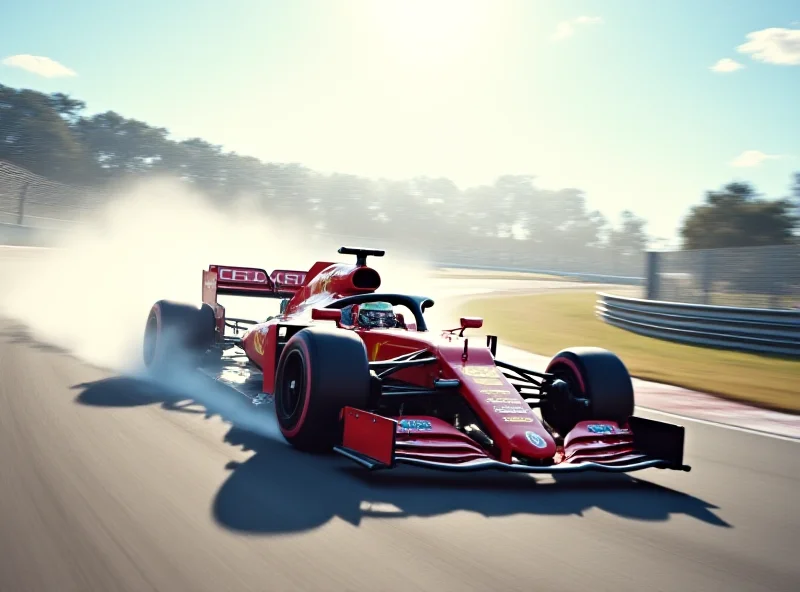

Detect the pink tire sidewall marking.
[{"left": 280, "top": 337, "right": 314, "bottom": 439}]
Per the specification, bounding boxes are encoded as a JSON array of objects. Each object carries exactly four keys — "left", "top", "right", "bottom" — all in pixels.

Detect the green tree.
[
  {"left": 74, "top": 111, "right": 171, "bottom": 179},
  {"left": 680, "top": 182, "right": 796, "bottom": 249},
  {"left": 609, "top": 210, "right": 648, "bottom": 255},
  {"left": 0, "top": 85, "right": 91, "bottom": 182},
  {"left": 0, "top": 82, "right": 653, "bottom": 277},
  {"left": 48, "top": 92, "right": 86, "bottom": 124}
]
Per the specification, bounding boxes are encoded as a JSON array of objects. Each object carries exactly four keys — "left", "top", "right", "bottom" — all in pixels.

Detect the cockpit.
[
  {"left": 339, "top": 301, "right": 407, "bottom": 330},
  {"left": 280, "top": 293, "right": 435, "bottom": 332}
]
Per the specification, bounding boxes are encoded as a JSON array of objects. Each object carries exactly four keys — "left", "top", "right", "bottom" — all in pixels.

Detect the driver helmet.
[{"left": 355, "top": 301, "right": 398, "bottom": 329}]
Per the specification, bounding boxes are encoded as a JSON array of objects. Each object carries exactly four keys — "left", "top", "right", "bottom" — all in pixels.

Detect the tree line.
[{"left": 1, "top": 83, "right": 797, "bottom": 264}]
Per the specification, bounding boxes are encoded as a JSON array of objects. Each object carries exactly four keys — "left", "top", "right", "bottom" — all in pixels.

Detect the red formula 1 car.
[{"left": 143, "top": 247, "right": 691, "bottom": 474}]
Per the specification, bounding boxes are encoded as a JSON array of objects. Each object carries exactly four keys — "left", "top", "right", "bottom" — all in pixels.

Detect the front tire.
[
  {"left": 274, "top": 327, "right": 371, "bottom": 452},
  {"left": 541, "top": 347, "right": 635, "bottom": 437}
]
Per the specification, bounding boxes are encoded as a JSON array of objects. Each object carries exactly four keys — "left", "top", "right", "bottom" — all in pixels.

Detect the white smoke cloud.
[
  {"left": 0, "top": 175, "right": 449, "bottom": 438},
  {"left": 2, "top": 176, "right": 444, "bottom": 369}
]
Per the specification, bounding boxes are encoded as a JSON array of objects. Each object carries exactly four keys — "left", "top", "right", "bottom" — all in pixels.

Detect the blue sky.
[{"left": 2, "top": 0, "right": 799, "bottom": 243}]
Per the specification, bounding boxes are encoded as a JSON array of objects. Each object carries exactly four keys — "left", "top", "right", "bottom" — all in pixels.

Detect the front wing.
[{"left": 333, "top": 408, "right": 691, "bottom": 474}]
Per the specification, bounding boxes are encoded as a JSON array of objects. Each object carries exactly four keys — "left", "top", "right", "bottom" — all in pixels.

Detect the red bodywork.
[{"left": 200, "top": 252, "right": 689, "bottom": 473}]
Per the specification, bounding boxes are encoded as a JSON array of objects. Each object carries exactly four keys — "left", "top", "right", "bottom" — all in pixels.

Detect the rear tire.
[
  {"left": 143, "top": 300, "right": 216, "bottom": 373},
  {"left": 541, "top": 347, "right": 634, "bottom": 437},
  {"left": 274, "top": 327, "right": 371, "bottom": 452}
]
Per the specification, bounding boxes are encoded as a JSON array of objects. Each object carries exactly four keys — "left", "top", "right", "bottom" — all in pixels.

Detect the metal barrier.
[{"left": 596, "top": 292, "right": 800, "bottom": 357}]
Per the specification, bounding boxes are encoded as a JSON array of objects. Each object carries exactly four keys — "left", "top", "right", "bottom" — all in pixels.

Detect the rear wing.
[{"left": 202, "top": 265, "right": 307, "bottom": 304}]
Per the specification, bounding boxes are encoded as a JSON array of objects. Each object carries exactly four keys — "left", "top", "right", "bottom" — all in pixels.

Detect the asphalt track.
[{"left": 1, "top": 250, "right": 799, "bottom": 591}]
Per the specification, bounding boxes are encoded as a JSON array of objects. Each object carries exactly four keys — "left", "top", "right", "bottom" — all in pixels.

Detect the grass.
[{"left": 459, "top": 291, "right": 800, "bottom": 414}]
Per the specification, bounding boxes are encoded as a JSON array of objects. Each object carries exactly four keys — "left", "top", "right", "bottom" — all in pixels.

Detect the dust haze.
[{"left": 0, "top": 176, "right": 459, "bottom": 437}]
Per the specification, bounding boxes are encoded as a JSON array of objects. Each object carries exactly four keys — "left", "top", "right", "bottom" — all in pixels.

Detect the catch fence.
[
  {"left": 646, "top": 246, "right": 800, "bottom": 310},
  {"left": 0, "top": 160, "right": 107, "bottom": 230}
]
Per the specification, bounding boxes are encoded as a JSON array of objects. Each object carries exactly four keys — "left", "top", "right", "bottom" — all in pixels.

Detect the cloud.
[
  {"left": 710, "top": 58, "right": 744, "bottom": 73},
  {"left": 737, "top": 27, "right": 800, "bottom": 65},
  {"left": 730, "top": 150, "right": 781, "bottom": 168},
  {"left": 552, "top": 16, "right": 604, "bottom": 40},
  {"left": 1, "top": 54, "right": 77, "bottom": 78}
]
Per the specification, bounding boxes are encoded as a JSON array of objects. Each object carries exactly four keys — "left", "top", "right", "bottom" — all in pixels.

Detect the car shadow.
[
  {"left": 213, "top": 426, "right": 730, "bottom": 534},
  {"left": 72, "top": 373, "right": 731, "bottom": 536}
]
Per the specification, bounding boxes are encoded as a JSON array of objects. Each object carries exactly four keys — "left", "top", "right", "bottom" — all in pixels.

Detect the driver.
[{"left": 340, "top": 301, "right": 400, "bottom": 329}]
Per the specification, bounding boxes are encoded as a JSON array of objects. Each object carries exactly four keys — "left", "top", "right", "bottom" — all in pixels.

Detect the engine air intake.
[{"left": 352, "top": 267, "right": 381, "bottom": 290}]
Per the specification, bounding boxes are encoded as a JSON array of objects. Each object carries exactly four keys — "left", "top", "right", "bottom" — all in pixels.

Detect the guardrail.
[{"left": 596, "top": 292, "right": 800, "bottom": 357}]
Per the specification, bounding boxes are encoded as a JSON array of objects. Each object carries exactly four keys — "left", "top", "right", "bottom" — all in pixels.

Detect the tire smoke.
[
  {"left": 0, "top": 176, "right": 446, "bottom": 439},
  {"left": 1, "top": 176, "right": 438, "bottom": 370}
]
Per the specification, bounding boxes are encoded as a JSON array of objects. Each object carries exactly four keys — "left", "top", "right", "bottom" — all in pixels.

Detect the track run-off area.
[{"left": 0, "top": 245, "right": 798, "bottom": 592}]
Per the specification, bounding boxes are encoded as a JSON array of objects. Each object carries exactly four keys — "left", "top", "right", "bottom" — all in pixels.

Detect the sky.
[{"left": 2, "top": 0, "right": 799, "bottom": 243}]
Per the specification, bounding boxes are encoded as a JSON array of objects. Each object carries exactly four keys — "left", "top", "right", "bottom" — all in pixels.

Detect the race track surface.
[
  {"left": 1, "top": 316, "right": 799, "bottom": 592},
  {"left": 1, "top": 246, "right": 799, "bottom": 591}
]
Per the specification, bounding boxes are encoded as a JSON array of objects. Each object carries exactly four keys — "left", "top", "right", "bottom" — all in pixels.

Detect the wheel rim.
[
  {"left": 278, "top": 349, "right": 306, "bottom": 426},
  {"left": 552, "top": 366, "right": 583, "bottom": 399},
  {"left": 143, "top": 313, "right": 158, "bottom": 366},
  {"left": 544, "top": 363, "right": 586, "bottom": 435}
]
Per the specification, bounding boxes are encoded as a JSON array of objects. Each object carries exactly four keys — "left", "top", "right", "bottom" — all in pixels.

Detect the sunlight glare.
[{"left": 371, "top": 0, "right": 489, "bottom": 64}]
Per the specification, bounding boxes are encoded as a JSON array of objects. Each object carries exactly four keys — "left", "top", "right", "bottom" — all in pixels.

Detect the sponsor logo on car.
[
  {"left": 218, "top": 268, "right": 269, "bottom": 284},
  {"left": 493, "top": 406, "right": 530, "bottom": 414},
  {"left": 397, "top": 419, "right": 433, "bottom": 432},
  {"left": 503, "top": 416, "right": 534, "bottom": 423},
  {"left": 525, "top": 431, "right": 547, "bottom": 448},
  {"left": 480, "top": 389, "right": 513, "bottom": 395},
  {"left": 587, "top": 424, "right": 616, "bottom": 435},
  {"left": 473, "top": 378, "right": 504, "bottom": 386},
  {"left": 253, "top": 330, "right": 267, "bottom": 355},
  {"left": 485, "top": 397, "right": 519, "bottom": 404},
  {"left": 271, "top": 270, "right": 306, "bottom": 286},
  {"left": 463, "top": 366, "right": 500, "bottom": 378}
]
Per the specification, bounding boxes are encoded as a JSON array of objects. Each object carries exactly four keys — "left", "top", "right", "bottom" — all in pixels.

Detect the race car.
[{"left": 142, "top": 246, "right": 690, "bottom": 474}]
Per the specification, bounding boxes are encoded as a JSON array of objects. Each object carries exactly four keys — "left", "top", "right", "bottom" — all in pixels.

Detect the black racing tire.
[
  {"left": 541, "top": 347, "right": 635, "bottom": 437},
  {"left": 274, "top": 326, "right": 371, "bottom": 453},
  {"left": 143, "top": 300, "right": 216, "bottom": 372}
]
